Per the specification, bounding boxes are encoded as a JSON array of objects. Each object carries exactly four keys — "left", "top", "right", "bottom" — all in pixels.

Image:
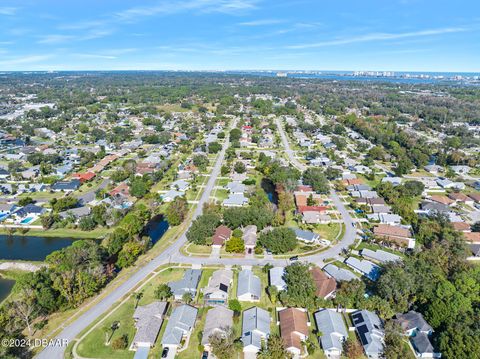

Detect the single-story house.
[
  {"left": 293, "top": 228, "right": 320, "bottom": 245},
  {"left": 315, "top": 309, "right": 348, "bottom": 358},
  {"left": 223, "top": 193, "right": 248, "bottom": 207},
  {"left": 161, "top": 304, "right": 197, "bottom": 349},
  {"left": 269, "top": 267, "right": 286, "bottom": 291},
  {"left": 51, "top": 179, "right": 81, "bottom": 192},
  {"left": 373, "top": 224, "right": 415, "bottom": 249},
  {"left": 203, "top": 269, "right": 233, "bottom": 306},
  {"left": 202, "top": 306, "right": 234, "bottom": 352},
  {"left": 360, "top": 248, "right": 401, "bottom": 264},
  {"left": 345, "top": 257, "right": 381, "bottom": 281},
  {"left": 59, "top": 206, "right": 91, "bottom": 220},
  {"left": 237, "top": 269, "right": 262, "bottom": 302},
  {"left": 211, "top": 225, "right": 232, "bottom": 248},
  {"left": 278, "top": 308, "right": 309, "bottom": 357},
  {"left": 131, "top": 301, "right": 168, "bottom": 350},
  {"left": 241, "top": 307, "right": 271, "bottom": 355},
  {"left": 310, "top": 267, "right": 337, "bottom": 299},
  {"left": 162, "top": 189, "right": 184, "bottom": 203},
  {"left": 323, "top": 264, "right": 359, "bottom": 282},
  {"left": 168, "top": 269, "right": 202, "bottom": 300},
  {"left": 243, "top": 225, "right": 258, "bottom": 254},
  {"left": 351, "top": 310, "right": 384, "bottom": 359}
]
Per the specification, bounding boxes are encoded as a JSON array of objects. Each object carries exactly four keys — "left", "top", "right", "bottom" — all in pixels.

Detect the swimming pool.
[{"left": 20, "top": 217, "right": 34, "bottom": 224}]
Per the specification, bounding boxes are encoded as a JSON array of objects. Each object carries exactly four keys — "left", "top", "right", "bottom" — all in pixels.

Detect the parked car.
[
  {"left": 162, "top": 347, "right": 169, "bottom": 358},
  {"left": 201, "top": 351, "right": 209, "bottom": 359},
  {"left": 289, "top": 255, "right": 299, "bottom": 261}
]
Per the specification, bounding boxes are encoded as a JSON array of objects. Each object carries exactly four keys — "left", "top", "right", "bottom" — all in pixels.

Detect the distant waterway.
[
  {"left": 143, "top": 215, "right": 169, "bottom": 244},
  {"left": 0, "top": 277, "right": 15, "bottom": 303},
  {"left": 261, "top": 178, "right": 279, "bottom": 205}
]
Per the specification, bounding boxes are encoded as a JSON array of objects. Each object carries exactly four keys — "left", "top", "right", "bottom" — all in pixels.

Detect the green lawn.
[{"left": 76, "top": 268, "right": 185, "bottom": 359}]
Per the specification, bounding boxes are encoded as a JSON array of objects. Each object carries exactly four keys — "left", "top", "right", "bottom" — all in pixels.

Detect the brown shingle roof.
[
  {"left": 211, "top": 225, "right": 232, "bottom": 246},
  {"left": 468, "top": 193, "right": 480, "bottom": 203},
  {"left": 429, "top": 195, "right": 454, "bottom": 206},
  {"left": 448, "top": 192, "right": 470, "bottom": 202},
  {"left": 278, "top": 308, "right": 308, "bottom": 351},
  {"left": 310, "top": 267, "right": 336, "bottom": 298},
  {"left": 464, "top": 232, "right": 480, "bottom": 243},
  {"left": 452, "top": 222, "right": 471, "bottom": 232},
  {"left": 374, "top": 224, "right": 411, "bottom": 238}
]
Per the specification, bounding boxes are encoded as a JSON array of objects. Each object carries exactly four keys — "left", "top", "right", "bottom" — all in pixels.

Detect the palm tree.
[{"left": 134, "top": 291, "right": 143, "bottom": 309}]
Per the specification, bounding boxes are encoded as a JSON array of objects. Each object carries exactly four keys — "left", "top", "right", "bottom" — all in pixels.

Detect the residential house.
[
  {"left": 395, "top": 311, "right": 440, "bottom": 358},
  {"left": 448, "top": 192, "right": 474, "bottom": 206},
  {"left": 131, "top": 301, "right": 168, "bottom": 349},
  {"left": 315, "top": 309, "right": 348, "bottom": 358},
  {"left": 161, "top": 304, "right": 197, "bottom": 349},
  {"left": 211, "top": 225, "right": 232, "bottom": 248},
  {"left": 171, "top": 179, "right": 190, "bottom": 192},
  {"left": 225, "top": 181, "right": 246, "bottom": 194},
  {"left": 345, "top": 257, "right": 381, "bottom": 281},
  {"left": 373, "top": 224, "right": 416, "bottom": 249},
  {"left": 72, "top": 172, "right": 96, "bottom": 183},
  {"left": 323, "top": 264, "right": 359, "bottom": 282},
  {"left": 202, "top": 306, "right": 234, "bottom": 352},
  {"left": 223, "top": 193, "right": 248, "bottom": 207},
  {"left": 429, "top": 195, "right": 454, "bottom": 206},
  {"left": 161, "top": 189, "right": 184, "bottom": 203},
  {"left": 241, "top": 307, "right": 271, "bottom": 355},
  {"left": 360, "top": 249, "right": 401, "bottom": 264},
  {"left": 0, "top": 203, "right": 16, "bottom": 216},
  {"left": 293, "top": 228, "right": 321, "bottom": 245},
  {"left": 237, "top": 269, "right": 261, "bottom": 302},
  {"left": 351, "top": 310, "right": 384, "bottom": 359},
  {"left": 203, "top": 269, "right": 233, "bottom": 306},
  {"left": 51, "top": 179, "right": 81, "bottom": 193},
  {"left": 168, "top": 269, "right": 202, "bottom": 300},
  {"left": 310, "top": 267, "right": 337, "bottom": 299},
  {"left": 278, "top": 308, "right": 309, "bottom": 357},
  {"left": 242, "top": 225, "right": 257, "bottom": 254},
  {"left": 59, "top": 206, "right": 91, "bottom": 221},
  {"left": 269, "top": 267, "right": 286, "bottom": 291}
]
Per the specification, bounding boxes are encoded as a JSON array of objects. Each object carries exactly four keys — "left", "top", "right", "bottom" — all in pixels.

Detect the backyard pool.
[{"left": 20, "top": 217, "right": 34, "bottom": 224}]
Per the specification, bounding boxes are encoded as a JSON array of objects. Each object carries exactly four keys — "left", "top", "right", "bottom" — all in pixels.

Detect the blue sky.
[{"left": 0, "top": 0, "right": 479, "bottom": 71}]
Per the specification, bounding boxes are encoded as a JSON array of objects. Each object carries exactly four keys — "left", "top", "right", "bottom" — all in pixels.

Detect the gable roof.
[
  {"left": 351, "top": 310, "right": 384, "bottom": 356},
  {"left": 202, "top": 306, "right": 234, "bottom": 345},
  {"left": 132, "top": 301, "right": 168, "bottom": 347},
  {"left": 168, "top": 269, "right": 202, "bottom": 297},
  {"left": 237, "top": 269, "right": 261, "bottom": 298},
  {"left": 269, "top": 267, "right": 286, "bottom": 290},
  {"left": 278, "top": 308, "right": 308, "bottom": 350},
  {"left": 395, "top": 311, "right": 433, "bottom": 333},
  {"left": 310, "top": 267, "right": 337, "bottom": 298},
  {"left": 241, "top": 307, "right": 271, "bottom": 349},
  {"left": 212, "top": 225, "right": 232, "bottom": 246},
  {"left": 161, "top": 304, "right": 198, "bottom": 346},
  {"left": 315, "top": 309, "right": 348, "bottom": 352},
  {"left": 411, "top": 332, "right": 435, "bottom": 354}
]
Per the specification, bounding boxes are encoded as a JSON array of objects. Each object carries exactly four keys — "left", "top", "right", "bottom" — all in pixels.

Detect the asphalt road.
[{"left": 36, "top": 117, "right": 356, "bottom": 359}]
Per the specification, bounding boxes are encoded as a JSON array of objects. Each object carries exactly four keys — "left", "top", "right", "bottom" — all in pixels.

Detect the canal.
[{"left": 0, "top": 215, "right": 170, "bottom": 303}]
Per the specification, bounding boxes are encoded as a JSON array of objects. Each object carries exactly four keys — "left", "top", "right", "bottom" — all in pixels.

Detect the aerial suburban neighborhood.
[{"left": 0, "top": 70, "right": 478, "bottom": 359}]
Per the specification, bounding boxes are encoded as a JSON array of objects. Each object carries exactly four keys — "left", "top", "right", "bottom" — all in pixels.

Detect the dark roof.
[
  {"left": 395, "top": 311, "right": 433, "bottom": 333},
  {"left": 411, "top": 332, "right": 434, "bottom": 354},
  {"left": 52, "top": 179, "right": 81, "bottom": 191}
]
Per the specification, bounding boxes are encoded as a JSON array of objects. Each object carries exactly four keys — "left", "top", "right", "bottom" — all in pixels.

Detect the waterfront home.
[
  {"left": 59, "top": 206, "right": 91, "bottom": 221},
  {"left": 131, "top": 301, "right": 168, "bottom": 350},
  {"left": 161, "top": 189, "right": 184, "bottom": 203},
  {"left": 314, "top": 309, "right": 348, "bottom": 358}
]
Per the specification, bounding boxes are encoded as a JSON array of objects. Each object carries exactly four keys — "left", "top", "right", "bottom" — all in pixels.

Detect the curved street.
[{"left": 36, "top": 117, "right": 356, "bottom": 359}]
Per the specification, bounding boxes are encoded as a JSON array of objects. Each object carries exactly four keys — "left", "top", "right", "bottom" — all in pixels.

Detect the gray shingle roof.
[
  {"left": 395, "top": 311, "right": 433, "bottom": 333},
  {"left": 351, "top": 310, "right": 384, "bottom": 357},
  {"left": 132, "top": 301, "right": 168, "bottom": 347},
  {"left": 161, "top": 304, "right": 198, "bottom": 346},
  {"left": 323, "top": 264, "right": 359, "bottom": 282},
  {"left": 241, "top": 307, "right": 271, "bottom": 349},
  {"left": 314, "top": 309, "right": 348, "bottom": 352},
  {"left": 411, "top": 332, "right": 434, "bottom": 354},
  {"left": 168, "top": 269, "right": 202, "bottom": 298},
  {"left": 269, "top": 267, "right": 286, "bottom": 290},
  {"left": 202, "top": 306, "right": 234, "bottom": 345},
  {"left": 237, "top": 269, "right": 261, "bottom": 299},
  {"left": 345, "top": 257, "right": 381, "bottom": 281},
  {"left": 360, "top": 248, "right": 401, "bottom": 264}
]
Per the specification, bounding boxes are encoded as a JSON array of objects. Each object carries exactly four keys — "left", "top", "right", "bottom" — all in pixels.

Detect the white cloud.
[
  {"left": 0, "top": 7, "right": 17, "bottom": 16},
  {"left": 115, "top": 0, "right": 259, "bottom": 22},
  {"left": 37, "top": 35, "right": 75, "bottom": 44},
  {"left": 238, "top": 19, "right": 283, "bottom": 26},
  {"left": 288, "top": 27, "right": 468, "bottom": 49},
  {"left": 0, "top": 55, "right": 52, "bottom": 68}
]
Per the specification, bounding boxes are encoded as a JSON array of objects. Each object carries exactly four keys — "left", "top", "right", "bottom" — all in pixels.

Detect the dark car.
[
  {"left": 201, "top": 351, "right": 209, "bottom": 359},
  {"left": 162, "top": 347, "right": 169, "bottom": 358},
  {"left": 289, "top": 255, "right": 299, "bottom": 261}
]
